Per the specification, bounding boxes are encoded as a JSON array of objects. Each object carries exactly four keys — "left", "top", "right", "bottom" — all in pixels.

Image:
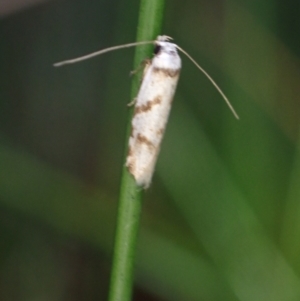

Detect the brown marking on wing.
[
  {"left": 134, "top": 96, "right": 162, "bottom": 114},
  {"left": 127, "top": 146, "right": 133, "bottom": 157},
  {"left": 136, "top": 133, "right": 155, "bottom": 150},
  {"left": 156, "top": 128, "right": 165, "bottom": 136},
  {"left": 153, "top": 67, "right": 180, "bottom": 77}
]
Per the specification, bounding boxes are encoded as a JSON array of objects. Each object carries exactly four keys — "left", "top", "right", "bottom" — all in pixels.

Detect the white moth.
[{"left": 54, "top": 35, "right": 239, "bottom": 189}]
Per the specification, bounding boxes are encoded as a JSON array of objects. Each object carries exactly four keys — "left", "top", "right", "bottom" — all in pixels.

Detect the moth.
[{"left": 54, "top": 35, "right": 239, "bottom": 189}]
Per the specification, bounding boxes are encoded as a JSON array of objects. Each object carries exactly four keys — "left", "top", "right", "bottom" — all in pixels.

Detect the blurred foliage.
[{"left": 1, "top": 0, "right": 300, "bottom": 300}]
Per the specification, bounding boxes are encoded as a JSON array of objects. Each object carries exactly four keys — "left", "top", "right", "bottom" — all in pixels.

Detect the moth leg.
[
  {"left": 127, "top": 98, "right": 137, "bottom": 107},
  {"left": 129, "top": 58, "right": 151, "bottom": 76},
  {"left": 128, "top": 59, "right": 152, "bottom": 106}
]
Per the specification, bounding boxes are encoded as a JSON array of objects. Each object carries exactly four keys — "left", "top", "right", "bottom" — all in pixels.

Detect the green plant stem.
[{"left": 107, "top": 1, "right": 165, "bottom": 301}]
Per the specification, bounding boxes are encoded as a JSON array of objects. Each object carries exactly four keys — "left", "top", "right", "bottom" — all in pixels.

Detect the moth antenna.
[
  {"left": 157, "top": 35, "right": 173, "bottom": 42},
  {"left": 54, "top": 40, "right": 155, "bottom": 67},
  {"left": 175, "top": 45, "right": 239, "bottom": 119}
]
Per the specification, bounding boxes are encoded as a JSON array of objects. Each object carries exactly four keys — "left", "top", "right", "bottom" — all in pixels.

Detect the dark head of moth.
[
  {"left": 153, "top": 41, "right": 178, "bottom": 58},
  {"left": 153, "top": 44, "right": 161, "bottom": 55}
]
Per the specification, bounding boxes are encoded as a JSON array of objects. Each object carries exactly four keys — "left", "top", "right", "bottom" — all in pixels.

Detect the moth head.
[{"left": 154, "top": 41, "right": 178, "bottom": 58}]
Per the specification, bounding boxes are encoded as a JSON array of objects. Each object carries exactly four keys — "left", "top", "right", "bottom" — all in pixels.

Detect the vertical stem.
[{"left": 107, "top": 1, "right": 165, "bottom": 301}]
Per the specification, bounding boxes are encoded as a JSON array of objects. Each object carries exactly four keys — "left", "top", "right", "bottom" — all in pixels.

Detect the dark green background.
[{"left": 1, "top": 0, "right": 300, "bottom": 300}]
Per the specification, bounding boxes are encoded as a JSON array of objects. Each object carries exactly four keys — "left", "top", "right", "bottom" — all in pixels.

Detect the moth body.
[{"left": 126, "top": 36, "right": 181, "bottom": 189}]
